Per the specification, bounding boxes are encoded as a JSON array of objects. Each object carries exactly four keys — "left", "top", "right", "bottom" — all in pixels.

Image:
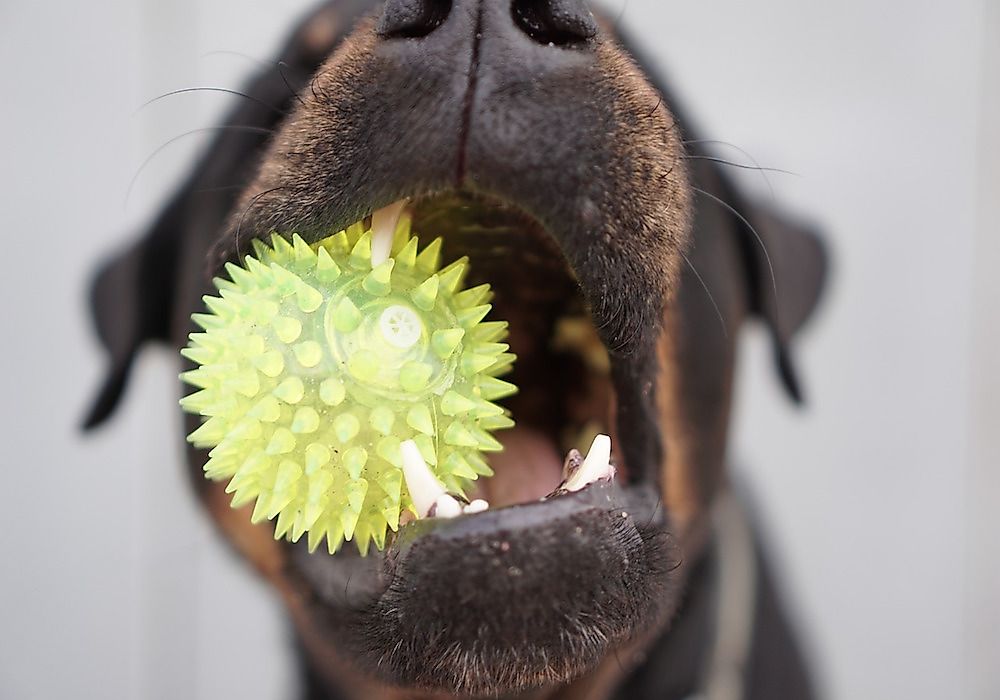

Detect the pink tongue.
[{"left": 472, "top": 427, "right": 565, "bottom": 507}]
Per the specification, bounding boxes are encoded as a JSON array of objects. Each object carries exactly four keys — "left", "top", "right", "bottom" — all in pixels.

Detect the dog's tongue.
[{"left": 469, "top": 427, "right": 564, "bottom": 507}]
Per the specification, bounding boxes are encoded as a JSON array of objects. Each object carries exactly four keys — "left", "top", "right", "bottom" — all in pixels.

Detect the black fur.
[{"left": 307, "top": 484, "right": 678, "bottom": 695}]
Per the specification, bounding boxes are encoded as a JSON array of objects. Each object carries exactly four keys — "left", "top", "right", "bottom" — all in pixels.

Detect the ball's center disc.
[{"left": 380, "top": 305, "right": 423, "bottom": 349}]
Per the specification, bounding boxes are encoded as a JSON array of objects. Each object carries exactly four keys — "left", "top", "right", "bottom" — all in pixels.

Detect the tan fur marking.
[
  {"left": 202, "top": 480, "right": 285, "bottom": 579},
  {"left": 656, "top": 315, "right": 701, "bottom": 532}
]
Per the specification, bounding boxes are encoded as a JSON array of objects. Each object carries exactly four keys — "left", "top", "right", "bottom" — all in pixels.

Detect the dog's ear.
[
  {"left": 82, "top": 0, "right": 377, "bottom": 429},
  {"left": 732, "top": 197, "right": 828, "bottom": 404},
  {"left": 82, "top": 206, "right": 183, "bottom": 429}
]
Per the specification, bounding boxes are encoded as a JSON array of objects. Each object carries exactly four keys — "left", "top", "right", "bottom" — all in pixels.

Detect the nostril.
[
  {"left": 512, "top": 0, "right": 597, "bottom": 46},
  {"left": 378, "top": 0, "right": 453, "bottom": 39}
]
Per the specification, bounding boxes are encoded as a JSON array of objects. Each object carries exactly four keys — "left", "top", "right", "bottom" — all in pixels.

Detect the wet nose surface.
[
  {"left": 512, "top": 0, "right": 597, "bottom": 44},
  {"left": 378, "top": 0, "right": 596, "bottom": 44},
  {"left": 377, "top": 0, "right": 453, "bottom": 38}
]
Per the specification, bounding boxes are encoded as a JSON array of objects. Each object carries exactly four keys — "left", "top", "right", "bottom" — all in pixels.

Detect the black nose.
[
  {"left": 512, "top": 0, "right": 597, "bottom": 44},
  {"left": 377, "top": 0, "right": 453, "bottom": 38},
  {"left": 378, "top": 0, "right": 596, "bottom": 45}
]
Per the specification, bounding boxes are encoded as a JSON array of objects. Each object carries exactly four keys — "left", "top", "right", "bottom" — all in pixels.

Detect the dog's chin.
[{"left": 279, "top": 191, "right": 682, "bottom": 697}]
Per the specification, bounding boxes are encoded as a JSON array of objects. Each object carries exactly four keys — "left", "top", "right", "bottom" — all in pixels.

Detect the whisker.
[
  {"left": 125, "top": 125, "right": 276, "bottom": 210},
  {"left": 646, "top": 95, "right": 663, "bottom": 118},
  {"left": 611, "top": 312, "right": 645, "bottom": 356},
  {"left": 200, "top": 51, "right": 305, "bottom": 107},
  {"left": 277, "top": 60, "right": 307, "bottom": 107},
  {"left": 235, "top": 186, "right": 287, "bottom": 251},
  {"left": 643, "top": 497, "right": 663, "bottom": 530},
  {"left": 137, "top": 87, "right": 287, "bottom": 117},
  {"left": 192, "top": 184, "right": 250, "bottom": 195},
  {"left": 682, "top": 155, "right": 796, "bottom": 177},
  {"left": 683, "top": 138, "right": 794, "bottom": 201},
  {"left": 692, "top": 186, "right": 778, "bottom": 302},
  {"left": 308, "top": 70, "right": 326, "bottom": 105},
  {"left": 201, "top": 49, "right": 272, "bottom": 70},
  {"left": 682, "top": 253, "right": 728, "bottom": 339}
]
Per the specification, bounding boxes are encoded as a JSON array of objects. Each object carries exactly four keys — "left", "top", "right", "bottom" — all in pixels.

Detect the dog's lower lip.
[{"left": 290, "top": 477, "right": 666, "bottom": 602}]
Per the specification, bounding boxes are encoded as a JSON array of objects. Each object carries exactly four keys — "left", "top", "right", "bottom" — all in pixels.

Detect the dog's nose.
[
  {"left": 367, "top": 0, "right": 604, "bottom": 195},
  {"left": 378, "top": 0, "right": 597, "bottom": 45},
  {"left": 511, "top": 0, "right": 597, "bottom": 44},
  {"left": 377, "top": 0, "right": 453, "bottom": 38}
]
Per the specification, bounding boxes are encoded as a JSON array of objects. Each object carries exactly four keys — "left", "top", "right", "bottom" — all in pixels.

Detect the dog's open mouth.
[
  {"left": 285, "top": 191, "right": 676, "bottom": 694},
  {"left": 395, "top": 191, "right": 623, "bottom": 517}
]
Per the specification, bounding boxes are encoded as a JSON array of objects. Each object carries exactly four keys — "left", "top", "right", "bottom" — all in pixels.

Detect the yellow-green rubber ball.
[{"left": 180, "top": 220, "right": 516, "bottom": 554}]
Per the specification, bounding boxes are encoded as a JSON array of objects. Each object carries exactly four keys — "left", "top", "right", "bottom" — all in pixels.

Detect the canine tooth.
[
  {"left": 432, "top": 494, "right": 464, "bottom": 519},
  {"left": 401, "top": 439, "right": 448, "bottom": 517},
  {"left": 371, "top": 200, "right": 408, "bottom": 266},
  {"left": 564, "top": 434, "right": 614, "bottom": 492},
  {"left": 464, "top": 499, "right": 489, "bottom": 514}
]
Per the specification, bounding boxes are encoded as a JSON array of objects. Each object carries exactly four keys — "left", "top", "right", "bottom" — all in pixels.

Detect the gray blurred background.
[{"left": 1, "top": 1, "right": 997, "bottom": 698}]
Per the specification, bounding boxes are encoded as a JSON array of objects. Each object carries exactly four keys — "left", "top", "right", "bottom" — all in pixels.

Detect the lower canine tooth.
[
  {"left": 564, "top": 434, "right": 614, "bottom": 492},
  {"left": 432, "top": 494, "right": 464, "bottom": 519},
  {"left": 464, "top": 499, "right": 489, "bottom": 514},
  {"left": 401, "top": 439, "right": 447, "bottom": 518}
]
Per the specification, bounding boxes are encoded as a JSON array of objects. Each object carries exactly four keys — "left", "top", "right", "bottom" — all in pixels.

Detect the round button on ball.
[{"left": 379, "top": 304, "right": 423, "bottom": 349}]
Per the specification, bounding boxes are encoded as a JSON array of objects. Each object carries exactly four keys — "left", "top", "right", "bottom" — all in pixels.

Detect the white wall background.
[{"left": 0, "top": 1, "right": 995, "bottom": 698}]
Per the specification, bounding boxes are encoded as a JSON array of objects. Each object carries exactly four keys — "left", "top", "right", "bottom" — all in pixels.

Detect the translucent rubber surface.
[{"left": 180, "top": 219, "right": 516, "bottom": 554}]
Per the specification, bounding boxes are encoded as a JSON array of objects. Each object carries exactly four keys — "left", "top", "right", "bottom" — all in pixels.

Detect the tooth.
[
  {"left": 371, "top": 199, "right": 408, "bottom": 267},
  {"left": 464, "top": 499, "right": 489, "bottom": 514},
  {"left": 431, "top": 494, "right": 464, "bottom": 519},
  {"left": 563, "top": 434, "right": 614, "bottom": 492},
  {"left": 401, "top": 439, "right": 447, "bottom": 517}
]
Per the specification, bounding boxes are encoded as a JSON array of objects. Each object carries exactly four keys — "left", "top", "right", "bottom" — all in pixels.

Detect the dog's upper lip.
[{"left": 214, "top": 16, "right": 686, "bottom": 491}]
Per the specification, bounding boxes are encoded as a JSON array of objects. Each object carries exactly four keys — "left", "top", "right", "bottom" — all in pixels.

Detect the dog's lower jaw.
[
  {"left": 281, "top": 478, "right": 678, "bottom": 695},
  {"left": 276, "top": 515, "right": 706, "bottom": 700}
]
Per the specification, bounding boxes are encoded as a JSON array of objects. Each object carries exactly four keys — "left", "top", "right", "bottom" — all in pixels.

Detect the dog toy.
[{"left": 180, "top": 216, "right": 516, "bottom": 554}]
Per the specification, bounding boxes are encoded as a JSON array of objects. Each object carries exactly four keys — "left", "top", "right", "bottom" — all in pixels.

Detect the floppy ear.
[
  {"left": 82, "top": 206, "right": 183, "bottom": 429},
  {"left": 82, "top": 0, "right": 378, "bottom": 429},
  {"left": 731, "top": 198, "right": 828, "bottom": 403}
]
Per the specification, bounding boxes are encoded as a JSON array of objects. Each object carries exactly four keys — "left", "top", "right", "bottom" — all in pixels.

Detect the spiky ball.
[{"left": 180, "top": 220, "right": 516, "bottom": 554}]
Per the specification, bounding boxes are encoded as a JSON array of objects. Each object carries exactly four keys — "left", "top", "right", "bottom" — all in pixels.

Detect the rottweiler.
[{"left": 85, "top": 1, "right": 827, "bottom": 698}]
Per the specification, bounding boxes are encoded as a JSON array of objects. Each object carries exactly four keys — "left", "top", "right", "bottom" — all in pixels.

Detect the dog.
[{"left": 84, "top": 1, "right": 827, "bottom": 698}]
